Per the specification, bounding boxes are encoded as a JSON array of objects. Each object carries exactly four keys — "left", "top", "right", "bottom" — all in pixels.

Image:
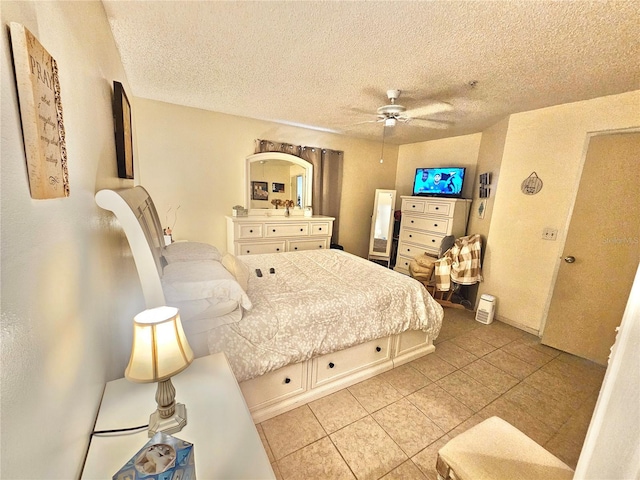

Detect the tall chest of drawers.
[
  {"left": 394, "top": 196, "right": 471, "bottom": 275},
  {"left": 226, "top": 214, "right": 334, "bottom": 255}
]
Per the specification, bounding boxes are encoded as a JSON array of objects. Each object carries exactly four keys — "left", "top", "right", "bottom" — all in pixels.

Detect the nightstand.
[{"left": 82, "top": 352, "right": 275, "bottom": 479}]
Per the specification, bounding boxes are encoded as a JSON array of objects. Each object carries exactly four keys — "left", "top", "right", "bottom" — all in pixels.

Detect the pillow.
[
  {"left": 221, "top": 253, "right": 250, "bottom": 291},
  {"left": 161, "top": 260, "right": 252, "bottom": 310},
  {"left": 162, "top": 241, "right": 222, "bottom": 264}
]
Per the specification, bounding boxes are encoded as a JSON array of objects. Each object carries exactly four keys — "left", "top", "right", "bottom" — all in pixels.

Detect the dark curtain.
[{"left": 255, "top": 139, "right": 343, "bottom": 245}]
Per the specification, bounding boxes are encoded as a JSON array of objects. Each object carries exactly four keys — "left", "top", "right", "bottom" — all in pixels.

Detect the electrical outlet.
[{"left": 542, "top": 227, "right": 558, "bottom": 241}]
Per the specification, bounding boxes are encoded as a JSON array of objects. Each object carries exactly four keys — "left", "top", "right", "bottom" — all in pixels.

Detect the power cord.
[{"left": 91, "top": 424, "right": 149, "bottom": 436}]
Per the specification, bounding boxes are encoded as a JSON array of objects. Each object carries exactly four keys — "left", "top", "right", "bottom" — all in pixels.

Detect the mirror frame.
[
  {"left": 245, "top": 152, "right": 313, "bottom": 210},
  {"left": 368, "top": 189, "right": 397, "bottom": 261}
]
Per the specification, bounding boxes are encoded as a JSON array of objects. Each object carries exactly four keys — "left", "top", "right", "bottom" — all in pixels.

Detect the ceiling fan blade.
[
  {"left": 405, "top": 118, "right": 451, "bottom": 129},
  {"left": 341, "top": 118, "right": 384, "bottom": 130},
  {"left": 403, "top": 101, "right": 454, "bottom": 118}
]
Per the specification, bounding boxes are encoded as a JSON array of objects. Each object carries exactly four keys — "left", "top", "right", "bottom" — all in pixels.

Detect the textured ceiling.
[{"left": 102, "top": 1, "right": 640, "bottom": 145}]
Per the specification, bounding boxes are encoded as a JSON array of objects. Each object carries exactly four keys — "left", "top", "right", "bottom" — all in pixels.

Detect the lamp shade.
[{"left": 125, "top": 306, "right": 194, "bottom": 383}]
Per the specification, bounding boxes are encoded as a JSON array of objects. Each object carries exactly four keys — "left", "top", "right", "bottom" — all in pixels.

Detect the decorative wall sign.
[
  {"left": 521, "top": 172, "right": 543, "bottom": 195},
  {"left": 113, "top": 81, "right": 134, "bottom": 179},
  {"left": 10, "top": 23, "right": 69, "bottom": 199}
]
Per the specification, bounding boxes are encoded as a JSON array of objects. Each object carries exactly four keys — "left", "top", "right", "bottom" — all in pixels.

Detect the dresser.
[
  {"left": 81, "top": 353, "right": 275, "bottom": 479},
  {"left": 226, "top": 214, "right": 334, "bottom": 255},
  {"left": 394, "top": 196, "right": 471, "bottom": 275}
]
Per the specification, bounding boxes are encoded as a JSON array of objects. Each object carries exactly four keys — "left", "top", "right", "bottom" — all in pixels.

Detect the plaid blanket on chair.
[{"left": 434, "top": 234, "right": 483, "bottom": 291}]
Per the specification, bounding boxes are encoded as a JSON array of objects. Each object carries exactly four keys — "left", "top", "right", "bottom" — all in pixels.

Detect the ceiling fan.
[{"left": 358, "top": 89, "right": 453, "bottom": 129}]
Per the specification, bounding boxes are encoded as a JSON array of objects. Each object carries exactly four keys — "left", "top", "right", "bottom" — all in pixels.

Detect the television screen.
[{"left": 412, "top": 167, "right": 466, "bottom": 197}]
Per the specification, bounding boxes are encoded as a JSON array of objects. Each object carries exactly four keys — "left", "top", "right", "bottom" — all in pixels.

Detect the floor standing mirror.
[{"left": 368, "top": 189, "right": 396, "bottom": 267}]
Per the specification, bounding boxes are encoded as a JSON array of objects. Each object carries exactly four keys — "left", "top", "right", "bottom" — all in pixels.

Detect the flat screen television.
[{"left": 412, "top": 167, "right": 466, "bottom": 198}]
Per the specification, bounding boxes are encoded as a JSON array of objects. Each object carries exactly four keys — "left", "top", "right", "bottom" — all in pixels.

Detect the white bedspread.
[{"left": 207, "top": 249, "right": 443, "bottom": 382}]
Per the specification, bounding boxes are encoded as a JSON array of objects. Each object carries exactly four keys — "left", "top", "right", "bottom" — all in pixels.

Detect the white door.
[{"left": 541, "top": 132, "right": 640, "bottom": 365}]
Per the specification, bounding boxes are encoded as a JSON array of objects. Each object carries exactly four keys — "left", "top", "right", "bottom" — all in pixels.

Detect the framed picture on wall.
[
  {"left": 272, "top": 182, "right": 285, "bottom": 193},
  {"left": 113, "top": 81, "right": 134, "bottom": 179},
  {"left": 251, "top": 181, "right": 269, "bottom": 200}
]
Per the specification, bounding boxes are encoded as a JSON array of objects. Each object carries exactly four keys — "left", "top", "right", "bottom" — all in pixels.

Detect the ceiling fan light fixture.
[{"left": 384, "top": 118, "right": 397, "bottom": 127}]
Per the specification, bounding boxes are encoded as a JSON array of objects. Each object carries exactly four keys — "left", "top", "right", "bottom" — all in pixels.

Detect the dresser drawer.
[
  {"left": 310, "top": 222, "right": 331, "bottom": 236},
  {"left": 289, "top": 239, "right": 328, "bottom": 251},
  {"left": 237, "top": 224, "right": 264, "bottom": 239},
  {"left": 404, "top": 216, "right": 450, "bottom": 234},
  {"left": 402, "top": 198, "right": 427, "bottom": 213},
  {"left": 394, "top": 255, "right": 412, "bottom": 274},
  {"left": 311, "top": 337, "right": 391, "bottom": 387},
  {"left": 240, "top": 361, "right": 307, "bottom": 410},
  {"left": 265, "top": 223, "right": 309, "bottom": 238},
  {"left": 400, "top": 229, "right": 444, "bottom": 249},
  {"left": 397, "top": 241, "right": 432, "bottom": 259},
  {"left": 425, "top": 201, "right": 452, "bottom": 216},
  {"left": 238, "top": 241, "right": 286, "bottom": 255}
]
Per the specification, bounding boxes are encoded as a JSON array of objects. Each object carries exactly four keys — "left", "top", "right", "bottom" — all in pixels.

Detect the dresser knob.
[
  {"left": 294, "top": 247, "right": 298, "bottom": 250},
  {"left": 319, "top": 227, "right": 322, "bottom": 231},
  {"left": 328, "top": 362, "right": 335, "bottom": 369},
  {"left": 273, "top": 229, "right": 276, "bottom": 232},
  {"left": 409, "top": 234, "right": 413, "bottom": 238},
  {"left": 431, "top": 239, "right": 436, "bottom": 243},
  {"left": 246, "top": 250, "right": 250, "bottom": 254},
  {"left": 434, "top": 224, "right": 438, "bottom": 227},
  {"left": 276, "top": 248, "right": 280, "bottom": 251},
  {"left": 435, "top": 207, "right": 440, "bottom": 210},
  {"left": 376, "top": 346, "right": 381, "bottom": 352},
  {"left": 319, "top": 245, "right": 323, "bottom": 248},
  {"left": 300, "top": 228, "right": 303, "bottom": 231},
  {"left": 249, "top": 229, "right": 253, "bottom": 233},
  {"left": 284, "top": 377, "right": 291, "bottom": 384}
]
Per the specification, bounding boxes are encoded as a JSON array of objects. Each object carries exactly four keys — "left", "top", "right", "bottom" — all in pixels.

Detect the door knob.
[{"left": 564, "top": 256, "right": 576, "bottom": 263}]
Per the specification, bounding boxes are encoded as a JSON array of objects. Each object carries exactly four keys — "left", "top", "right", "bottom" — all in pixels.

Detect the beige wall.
[
  {"left": 466, "top": 117, "right": 509, "bottom": 242},
  {"left": 134, "top": 98, "right": 399, "bottom": 258},
  {"left": 395, "top": 133, "right": 483, "bottom": 203},
  {"left": 1, "top": 1, "right": 143, "bottom": 478},
  {"left": 478, "top": 90, "right": 640, "bottom": 333}
]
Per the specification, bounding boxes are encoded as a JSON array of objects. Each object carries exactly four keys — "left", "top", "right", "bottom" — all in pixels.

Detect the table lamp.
[{"left": 125, "top": 306, "right": 194, "bottom": 437}]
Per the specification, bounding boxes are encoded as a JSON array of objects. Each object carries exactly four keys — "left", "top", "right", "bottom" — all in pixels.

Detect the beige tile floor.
[{"left": 257, "top": 309, "right": 606, "bottom": 480}]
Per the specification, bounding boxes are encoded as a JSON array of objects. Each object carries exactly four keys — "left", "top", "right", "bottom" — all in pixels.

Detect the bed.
[{"left": 96, "top": 186, "right": 444, "bottom": 422}]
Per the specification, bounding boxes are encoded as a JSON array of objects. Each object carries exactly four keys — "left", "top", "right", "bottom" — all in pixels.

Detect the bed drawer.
[
  {"left": 240, "top": 361, "right": 308, "bottom": 411},
  {"left": 289, "top": 239, "right": 329, "bottom": 251},
  {"left": 311, "top": 337, "right": 391, "bottom": 388},
  {"left": 265, "top": 223, "right": 309, "bottom": 238},
  {"left": 238, "top": 241, "right": 286, "bottom": 255}
]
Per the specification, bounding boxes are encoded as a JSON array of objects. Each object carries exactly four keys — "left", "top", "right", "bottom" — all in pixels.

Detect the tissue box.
[{"left": 113, "top": 432, "right": 195, "bottom": 480}]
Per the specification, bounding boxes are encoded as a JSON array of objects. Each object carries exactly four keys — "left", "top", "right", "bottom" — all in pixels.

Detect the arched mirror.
[
  {"left": 245, "top": 152, "right": 313, "bottom": 211},
  {"left": 368, "top": 189, "right": 396, "bottom": 266}
]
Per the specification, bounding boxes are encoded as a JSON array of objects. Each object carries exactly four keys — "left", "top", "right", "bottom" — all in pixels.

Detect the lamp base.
[{"left": 148, "top": 402, "right": 187, "bottom": 437}]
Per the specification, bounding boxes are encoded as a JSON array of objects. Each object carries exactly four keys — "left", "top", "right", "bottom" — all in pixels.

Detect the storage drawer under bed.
[{"left": 311, "top": 337, "right": 391, "bottom": 387}]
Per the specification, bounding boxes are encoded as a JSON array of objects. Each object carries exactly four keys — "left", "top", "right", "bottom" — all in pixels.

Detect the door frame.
[{"left": 539, "top": 126, "right": 640, "bottom": 336}]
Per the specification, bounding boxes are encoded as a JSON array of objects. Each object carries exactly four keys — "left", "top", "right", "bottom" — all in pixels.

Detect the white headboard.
[{"left": 95, "top": 186, "right": 166, "bottom": 307}]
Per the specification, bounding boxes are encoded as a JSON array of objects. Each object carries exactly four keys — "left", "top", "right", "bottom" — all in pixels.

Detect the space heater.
[{"left": 476, "top": 294, "right": 496, "bottom": 325}]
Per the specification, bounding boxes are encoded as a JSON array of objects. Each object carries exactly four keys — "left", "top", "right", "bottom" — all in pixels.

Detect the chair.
[{"left": 409, "top": 234, "right": 481, "bottom": 308}]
